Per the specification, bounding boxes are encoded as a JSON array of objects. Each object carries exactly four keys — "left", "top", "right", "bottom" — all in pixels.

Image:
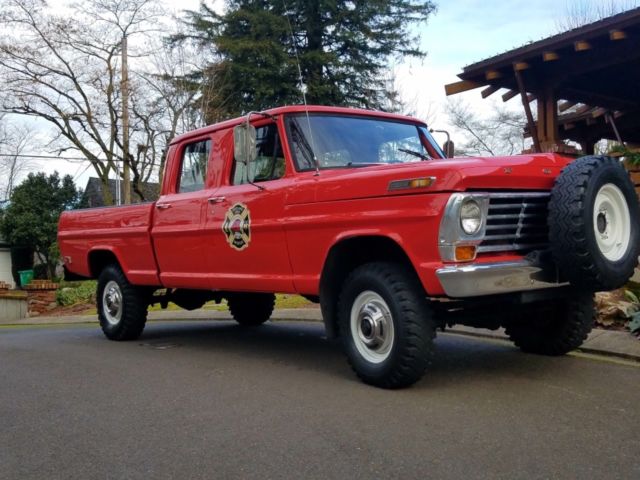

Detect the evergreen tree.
[
  {"left": 0, "top": 172, "right": 81, "bottom": 279},
  {"left": 177, "top": 0, "right": 436, "bottom": 120}
]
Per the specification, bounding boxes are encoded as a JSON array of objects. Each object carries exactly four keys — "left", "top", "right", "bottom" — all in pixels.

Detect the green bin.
[{"left": 18, "top": 269, "right": 34, "bottom": 287}]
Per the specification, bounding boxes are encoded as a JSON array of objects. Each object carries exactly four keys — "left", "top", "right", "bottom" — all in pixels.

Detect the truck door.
[
  {"left": 152, "top": 137, "right": 218, "bottom": 289},
  {"left": 204, "top": 121, "right": 295, "bottom": 293}
]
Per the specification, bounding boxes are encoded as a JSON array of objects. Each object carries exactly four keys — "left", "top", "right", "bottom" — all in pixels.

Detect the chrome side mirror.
[{"left": 233, "top": 122, "right": 257, "bottom": 181}]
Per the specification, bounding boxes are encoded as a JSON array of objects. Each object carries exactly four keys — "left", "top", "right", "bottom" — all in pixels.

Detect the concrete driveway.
[{"left": 1, "top": 320, "right": 639, "bottom": 479}]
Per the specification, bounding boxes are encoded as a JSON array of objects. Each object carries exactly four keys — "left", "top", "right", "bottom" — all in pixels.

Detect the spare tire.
[{"left": 548, "top": 155, "right": 640, "bottom": 291}]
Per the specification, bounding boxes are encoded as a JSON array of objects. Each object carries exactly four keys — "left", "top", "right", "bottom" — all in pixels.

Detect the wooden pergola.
[{"left": 445, "top": 7, "right": 640, "bottom": 155}]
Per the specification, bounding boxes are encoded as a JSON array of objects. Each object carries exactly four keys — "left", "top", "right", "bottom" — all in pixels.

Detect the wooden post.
[
  {"left": 537, "top": 92, "right": 546, "bottom": 145},
  {"left": 121, "top": 35, "right": 131, "bottom": 205},
  {"left": 545, "top": 88, "right": 558, "bottom": 147},
  {"left": 514, "top": 67, "right": 541, "bottom": 153}
]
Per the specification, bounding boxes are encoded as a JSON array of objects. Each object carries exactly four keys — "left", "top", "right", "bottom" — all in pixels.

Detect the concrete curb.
[{"left": 2, "top": 307, "right": 638, "bottom": 362}]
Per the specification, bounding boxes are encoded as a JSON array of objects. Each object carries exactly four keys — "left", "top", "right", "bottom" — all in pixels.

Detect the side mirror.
[
  {"left": 443, "top": 140, "right": 455, "bottom": 158},
  {"left": 233, "top": 123, "right": 257, "bottom": 180}
]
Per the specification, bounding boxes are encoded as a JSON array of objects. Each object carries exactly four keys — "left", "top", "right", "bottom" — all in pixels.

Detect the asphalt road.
[{"left": 1, "top": 321, "right": 639, "bottom": 480}]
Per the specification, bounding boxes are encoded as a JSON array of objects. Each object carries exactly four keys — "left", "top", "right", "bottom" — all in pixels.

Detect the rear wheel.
[
  {"left": 227, "top": 293, "right": 275, "bottom": 326},
  {"left": 505, "top": 293, "right": 595, "bottom": 355},
  {"left": 97, "top": 264, "right": 149, "bottom": 341},
  {"left": 338, "top": 262, "right": 436, "bottom": 389}
]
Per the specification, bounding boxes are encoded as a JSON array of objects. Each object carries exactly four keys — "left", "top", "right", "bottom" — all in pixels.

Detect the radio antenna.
[{"left": 283, "top": 0, "right": 320, "bottom": 175}]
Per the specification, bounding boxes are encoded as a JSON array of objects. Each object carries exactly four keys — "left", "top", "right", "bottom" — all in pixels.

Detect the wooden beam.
[
  {"left": 444, "top": 80, "right": 482, "bottom": 96},
  {"left": 563, "top": 123, "right": 576, "bottom": 131},
  {"left": 561, "top": 87, "right": 637, "bottom": 111},
  {"left": 514, "top": 62, "right": 530, "bottom": 71},
  {"left": 559, "top": 101, "right": 577, "bottom": 112},
  {"left": 574, "top": 40, "right": 591, "bottom": 51},
  {"left": 485, "top": 70, "right": 502, "bottom": 80},
  {"left": 592, "top": 108, "right": 607, "bottom": 118},
  {"left": 610, "top": 29, "right": 627, "bottom": 40},
  {"left": 527, "top": 94, "right": 536, "bottom": 103},
  {"left": 543, "top": 51, "right": 559, "bottom": 61},
  {"left": 514, "top": 66, "right": 541, "bottom": 153},
  {"left": 481, "top": 85, "right": 500, "bottom": 98},
  {"left": 502, "top": 89, "right": 518, "bottom": 102},
  {"left": 576, "top": 104, "right": 593, "bottom": 114}
]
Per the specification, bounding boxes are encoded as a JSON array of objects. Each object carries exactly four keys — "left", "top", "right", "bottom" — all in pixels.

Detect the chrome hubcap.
[
  {"left": 102, "top": 280, "right": 123, "bottom": 326},
  {"left": 593, "top": 183, "right": 631, "bottom": 262},
  {"left": 350, "top": 291, "right": 394, "bottom": 363}
]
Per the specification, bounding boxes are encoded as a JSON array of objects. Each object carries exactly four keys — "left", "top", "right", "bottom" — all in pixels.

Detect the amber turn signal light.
[
  {"left": 455, "top": 245, "right": 477, "bottom": 262},
  {"left": 388, "top": 176, "right": 436, "bottom": 191}
]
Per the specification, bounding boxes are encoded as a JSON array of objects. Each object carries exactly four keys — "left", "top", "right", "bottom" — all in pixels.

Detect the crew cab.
[{"left": 58, "top": 105, "right": 640, "bottom": 388}]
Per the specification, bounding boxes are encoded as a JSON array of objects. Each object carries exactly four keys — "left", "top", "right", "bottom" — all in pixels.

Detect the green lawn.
[{"left": 57, "top": 280, "right": 314, "bottom": 313}]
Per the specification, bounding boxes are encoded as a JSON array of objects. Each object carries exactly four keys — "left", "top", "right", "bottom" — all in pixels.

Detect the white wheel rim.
[
  {"left": 593, "top": 183, "right": 631, "bottom": 262},
  {"left": 350, "top": 291, "right": 395, "bottom": 364},
  {"left": 102, "top": 280, "right": 123, "bottom": 326}
]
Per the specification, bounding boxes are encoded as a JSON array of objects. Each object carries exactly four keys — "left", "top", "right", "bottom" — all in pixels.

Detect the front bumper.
[{"left": 436, "top": 259, "right": 567, "bottom": 298}]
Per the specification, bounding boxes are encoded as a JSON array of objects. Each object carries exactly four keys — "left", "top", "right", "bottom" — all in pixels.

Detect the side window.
[
  {"left": 178, "top": 139, "right": 211, "bottom": 193},
  {"left": 232, "top": 124, "right": 285, "bottom": 185}
]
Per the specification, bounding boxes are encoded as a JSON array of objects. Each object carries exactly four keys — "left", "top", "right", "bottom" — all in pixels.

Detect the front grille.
[{"left": 478, "top": 192, "right": 550, "bottom": 254}]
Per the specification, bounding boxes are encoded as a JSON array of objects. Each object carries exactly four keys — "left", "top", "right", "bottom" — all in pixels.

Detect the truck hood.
[{"left": 303, "top": 153, "right": 571, "bottom": 204}]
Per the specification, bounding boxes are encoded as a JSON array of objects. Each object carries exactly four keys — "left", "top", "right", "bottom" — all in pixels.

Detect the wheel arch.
[
  {"left": 319, "top": 235, "right": 425, "bottom": 338},
  {"left": 88, "top": 248, "right": 125, "bottom": 279}
]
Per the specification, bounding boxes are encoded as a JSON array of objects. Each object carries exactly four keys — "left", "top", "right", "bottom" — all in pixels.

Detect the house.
[
  {"left": 81, "top": 177, "right": 160, "bottom": 208},
  {"left": 0, "top": 235, "right": 13, "bottom": 288}
]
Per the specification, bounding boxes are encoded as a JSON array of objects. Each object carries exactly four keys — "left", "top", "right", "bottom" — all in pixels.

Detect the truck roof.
[{"left": 170, "top": 105, "right": 427, "bottom": 146}]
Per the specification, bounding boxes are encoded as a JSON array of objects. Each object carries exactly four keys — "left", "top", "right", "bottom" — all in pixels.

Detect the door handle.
[
  {"left": 156, "top": 203, "right": 172, "bottom": 210},
  {"left": 208, "top": 196, "right": 226, "bottom": 204}
]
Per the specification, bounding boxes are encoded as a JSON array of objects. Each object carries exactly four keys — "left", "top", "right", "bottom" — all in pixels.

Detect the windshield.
[{"left": 286, "top": 114, "right": 444, "bottom": 171}]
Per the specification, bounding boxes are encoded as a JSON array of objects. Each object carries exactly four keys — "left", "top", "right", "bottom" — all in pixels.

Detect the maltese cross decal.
[{"left": 222, "top": 203, "right": 251, "bottom": 251}]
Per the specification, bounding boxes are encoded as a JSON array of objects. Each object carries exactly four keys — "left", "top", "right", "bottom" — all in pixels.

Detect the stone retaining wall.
[{"left": 23, "top": 280, "right": 59, "bottom": 316}]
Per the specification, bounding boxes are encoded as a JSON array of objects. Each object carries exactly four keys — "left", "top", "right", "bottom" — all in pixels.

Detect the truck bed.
[{"left": 58, "top": 203, "right": 160, "bottom": 285}]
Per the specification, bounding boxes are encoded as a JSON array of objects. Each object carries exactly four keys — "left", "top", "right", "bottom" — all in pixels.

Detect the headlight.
[
  {"left": 439, "top": 193, "right": 489, "bottom": 262},
  {"left": 460, "top": 199, "right": 482, "bottom": 235}
]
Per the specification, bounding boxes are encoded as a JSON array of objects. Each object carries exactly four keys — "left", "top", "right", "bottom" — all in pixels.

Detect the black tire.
[
  {"left": 337, "top": 262, "right": 436, "bottom": 389},
  {"left": 549, "top": 155, "right": 640, "bottom": 291},
  {"left": 97, "top": 264, "right": 149, "bottom": 341},
  {"left": 505, "top": 292, "right": 594, "bottom": 355},
  {"left": 227, "top": 293, "right": 275, "bottom": 326}
]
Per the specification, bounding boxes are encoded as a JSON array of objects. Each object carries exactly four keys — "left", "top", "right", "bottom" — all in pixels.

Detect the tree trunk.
[{"left": 99, "top": 175, "right": 114, "bottom": 206}]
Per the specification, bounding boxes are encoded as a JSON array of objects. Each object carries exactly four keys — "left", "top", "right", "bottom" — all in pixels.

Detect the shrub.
[{"left": 56, "top": 280, "right": 97, "bottom": 306}]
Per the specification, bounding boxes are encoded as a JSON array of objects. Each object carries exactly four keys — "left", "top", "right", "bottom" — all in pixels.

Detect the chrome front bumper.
[{"left": 436, "top": 260, "right": 567, "bottom": 298}]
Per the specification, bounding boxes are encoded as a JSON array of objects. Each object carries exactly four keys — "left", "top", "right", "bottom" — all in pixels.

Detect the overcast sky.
[{"left": 13, "top": 0, "right": 580, "bottom": 188}]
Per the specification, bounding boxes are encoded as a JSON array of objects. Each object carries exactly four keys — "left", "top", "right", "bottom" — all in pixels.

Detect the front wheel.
[
  {"left": 337, "top": 262, "right": 436, "bottom": 389},
  {"left": 97, "top": 264, "right": 149, "bottom": 341},
  {"left": 504, "top": 293, "right": 595, "bottom": 355}
]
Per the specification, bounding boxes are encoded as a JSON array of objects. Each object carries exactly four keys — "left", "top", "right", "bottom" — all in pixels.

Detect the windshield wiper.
[{"left": 398, "top": 148, "right": 431, "bottom": 161}]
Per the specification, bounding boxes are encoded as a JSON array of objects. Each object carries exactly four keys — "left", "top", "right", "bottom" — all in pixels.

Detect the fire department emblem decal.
[{"left": 222, "top": 203, "right": 251, "bottom": 251}]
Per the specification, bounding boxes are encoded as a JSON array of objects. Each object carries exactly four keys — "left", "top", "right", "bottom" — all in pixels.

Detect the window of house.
[
  {"left": 232, "top": 124, "right": 285, "bottom": 185},
  {"left": 178, "top": 139, "right": 211, "bottom": 193}
]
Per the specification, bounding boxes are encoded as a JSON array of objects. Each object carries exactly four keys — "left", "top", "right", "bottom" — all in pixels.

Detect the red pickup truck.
[{"left": 59, "top": 105, "right": 640, "bottom": 388}]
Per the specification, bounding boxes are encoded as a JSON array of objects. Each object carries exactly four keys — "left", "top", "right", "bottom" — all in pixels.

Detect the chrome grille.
[{"left": 478, "top": 192, "right": 550, "bottom": 254}]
